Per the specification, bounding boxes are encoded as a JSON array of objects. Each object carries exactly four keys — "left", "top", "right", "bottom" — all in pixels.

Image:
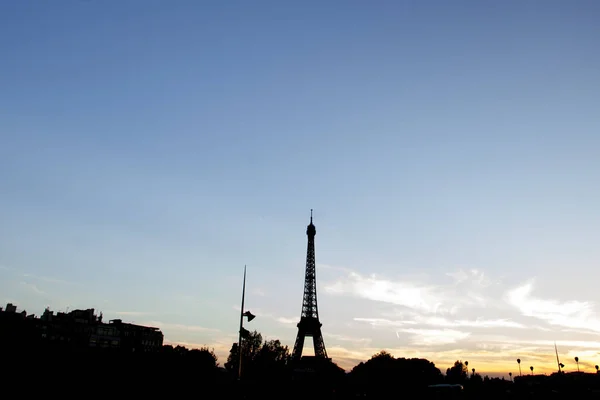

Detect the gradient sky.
[{"left": 1, "top": 0, "right": 600, "bottom": 376}]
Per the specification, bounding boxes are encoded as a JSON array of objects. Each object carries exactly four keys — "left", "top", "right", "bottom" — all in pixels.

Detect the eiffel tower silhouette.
[{"left": 292, "top": 210, "right": 328, "bottom": 360}]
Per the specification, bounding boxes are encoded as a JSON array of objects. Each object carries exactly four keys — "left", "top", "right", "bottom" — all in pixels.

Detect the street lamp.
[{"left": 238, "top": 265, "right": 255, "bottom": 380}]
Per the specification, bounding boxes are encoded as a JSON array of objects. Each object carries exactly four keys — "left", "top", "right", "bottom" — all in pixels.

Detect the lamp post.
[{"left": 237, "top": 265, "right": 255, "bottom": 380}]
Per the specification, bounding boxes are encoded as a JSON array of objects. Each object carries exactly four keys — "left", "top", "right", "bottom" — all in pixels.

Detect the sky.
[{"left": 1, "top": 0, "right": 600, "bottom": 376}]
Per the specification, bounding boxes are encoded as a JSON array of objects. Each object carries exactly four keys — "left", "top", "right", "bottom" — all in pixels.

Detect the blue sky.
[{"left": 1, "top": 0, "right": 600, "bottom": 374}]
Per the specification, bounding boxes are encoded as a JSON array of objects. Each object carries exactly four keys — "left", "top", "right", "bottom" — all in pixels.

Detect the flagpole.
[{"left": 238, "top": 265, "right": 247, "bottom": 380}]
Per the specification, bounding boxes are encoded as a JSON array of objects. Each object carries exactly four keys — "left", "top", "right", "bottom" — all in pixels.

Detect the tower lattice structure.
[{"left": 292, "top": 210, "right": 328, "bottom": 360}]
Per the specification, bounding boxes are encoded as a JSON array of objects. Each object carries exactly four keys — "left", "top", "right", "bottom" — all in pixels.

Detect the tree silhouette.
[
  {"left": 225, "top": 330, "right": 263, "bottom": 374},
  {"left": 188, "top": 347, "right": 218, "bottom": 368},
  {"left": 154, "top": 344, "right": 220, "bottom": 386},
  {"left": 508, "top": 372, "right": 512, "bottom": 381},
  {"left": 253, "top": 338, "right": 290, "bottom": 379},
  {"left": 595, "top": 365, "right": 599, "bottom": 373},
  {"left": 225, "top": 330, "right": 292, "bottom": 382},
  {"left": 530, "top": 366, "right": 534, "bottom": 375},
  {"left": 446, "top": 360, "right": 468, "bottom": 384},
  {"left": 575, "top": 356, "right": 580, "bottom": 372},
  {"left": 470, "top": 371, "right": 483, "bottom": 384},
  {"left": 517, "top": 358, "right": 522, "bottom": 376},
  {"left": 351, "top": 351, "right": 442, "bottom": 396},
  {"left": 372, "top": 350, "right": 394, "bottom": 360}
]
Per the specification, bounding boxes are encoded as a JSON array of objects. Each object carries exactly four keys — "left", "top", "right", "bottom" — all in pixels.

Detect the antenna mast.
[{"left": 555, "top": 342, "right": 562, "bottom": 373}]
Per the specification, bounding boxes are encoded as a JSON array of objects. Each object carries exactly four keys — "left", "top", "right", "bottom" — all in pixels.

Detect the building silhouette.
[{"left": 0, "top": 303, "right": 163, "bottom": 353}]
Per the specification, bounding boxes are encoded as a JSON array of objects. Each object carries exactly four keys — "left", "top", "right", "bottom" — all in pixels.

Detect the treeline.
[
  {"left": 4, "top": 328, "right": 600, "bottom": 398},
  {"left": 4, "top": 342, "right": 227, "bottom": 395}
]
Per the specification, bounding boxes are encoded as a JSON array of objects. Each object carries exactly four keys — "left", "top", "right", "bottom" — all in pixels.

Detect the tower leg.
[
  {"left": 293, "top": 331, "right": 306, "bottom": 360},
  {"left": 312, "top": 328, "right": 327, "bottom": 358}
]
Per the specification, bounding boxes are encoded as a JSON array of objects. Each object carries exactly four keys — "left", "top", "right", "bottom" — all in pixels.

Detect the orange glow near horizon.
[
  {"left": 327, "top": 346, "right": 600, "bottom": 377},
  {"left": 165, "top": 338, "right": 600, "bottom": 377}
]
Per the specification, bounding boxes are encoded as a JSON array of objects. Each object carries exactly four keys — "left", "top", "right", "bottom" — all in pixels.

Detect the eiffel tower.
[{"left": 292, "top": 210, "right": 328, "bottom": 360}]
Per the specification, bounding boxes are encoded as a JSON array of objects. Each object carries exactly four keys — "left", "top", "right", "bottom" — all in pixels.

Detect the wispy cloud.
[
  {"left": 330, "top": 269, "right": 523, "bottom": 353},
  {"left": 324, "top": 331, "right": 600, "bottom": 374},
  {"left": 317, "top": 263, "right": 354, "bottom": 273},
  {"left": 318, "top": 266, "right": 600, "bottom": 374},
  {"left": 22, "top": 273, "right": 78, "bottom": 286},
  {"left": 354, "top": 317, "right": 417, "bottom": 328},
  {"left": 164, "top": 339, "right": 213, "bottom": 349},
  {"left": 324, "top": 272, "right": 441, "bottom": 313},
  {"left": 20, "top": 281, "right": 45, "bottom": 295},
  {"left": 397, "top": 328, "right": 471, "bottom": 346},
  {"left": 415, "top": 316, "right": 524, "bottom": 329},
  {"left": 141, "top": 320, "right": 220, "bottom": 334},
  {"left": 84, "top": 265, "right": 600, "bottom": 376},
  {"left": 276, "top": 316, "right": 297, "bottom": 325},
  {"left": 114, "top": 311, "right": 154, "bottom": 317},
  {"left": 323, "top": 269, "right": 493, "bottom": 315},
  {"left": 325, "top": 333, "right": 372, "bottom": 345},
  {"left": 355, "top": 318, "right": 472, "bottom": 346},
  {"left": 324, "top": 341, "right": 580, "bottom": 376},
  {"left": 354, "top": 316, "right": 523, "bottom": 329},
  {"left": 232, "top": 305, "right": 297, "bottom": 327},
  {"left": 327, "top": 346, "right": 375, "bottom": 370},
  {"left": 446, "top": 269, "right": 492, "bottom": 287},
  {"left": 251, "top": 288, "right": 267, "bottom": 297},
  {"left": 506, "top": 282, "right": 600, "bottom": 332}
]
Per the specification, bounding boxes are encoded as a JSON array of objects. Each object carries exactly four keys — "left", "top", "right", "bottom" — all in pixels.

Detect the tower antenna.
[{"left": 555, "top": 342, "right": 562, "bottom": 373}]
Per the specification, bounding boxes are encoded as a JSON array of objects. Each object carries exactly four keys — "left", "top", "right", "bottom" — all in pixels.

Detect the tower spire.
[{"left": 292, "top": 210, "right": 328, "bottom": 361}]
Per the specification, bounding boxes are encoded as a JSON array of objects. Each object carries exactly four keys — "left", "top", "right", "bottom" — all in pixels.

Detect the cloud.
[
  {"left": 317, "top": 267, "right": 600, "bottom": 374},
  {"left": 415, "top": 316, "right": 524, "bottom": 329},
  {"left": 155, "top": 266, "right": 600, "bottom": 376},
  {"left": 446, "top": 269, "right": 491, "bottom": 287},
  {"left": 276, "top": 316, "right": 297, "bottom": 325},
  {"left": 251, "top": 288, "right": 266, "bottom": 297},
  {"left": 22, "top": 273, "right": 78, "bottom": 286},
  {"left": 325, "top": 343, "right": 506, "bottom": 375},
  {"left": 397, "top": 328, "right": 471, "bottom": 346},
  {"left": 164, "top": 339, "right": 214, "bottom": 349},
  {"left": 317, "top": 263, "right": 354, "bottom": 273},
  {"left": 354, "top": 317, "right": 417, "bottom": 328},
  {"left": 354, "top": 318, "right": 471, "bottom": 346},
  {"left": 325, "top": 336, "right": 600, "bottom": 376},
  {"left": 324, "top": 272, "right": 440, "bottom": 313},
  {"left": 354, "top": 316, "right": 523, "bottom": 329},
  {"left": 327, "top": 346, "right": 374, "bottom": 370},
  {"left": 20, "top": 281, "right": 45, "bottom": 295},
  {"left": 506, "top": 282, "right": 600, "bottom": 332},
  {"left": 141, "top": 320, "right": 220, "bottom": 334},
  {"left": 323, "top": 269, "right": 494, "bottom": 315},
  {"left": 114, "top": 311, "right": 154, "bottom": 317},
  {"left": 327, "top": 334, "right": 600, "bottom": 375},
  {"left": 232, "top": 305, "right": 297, "bottom": 328},
  {"left": 325, "top": 333, "right": 372, "bottom": 345}
]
